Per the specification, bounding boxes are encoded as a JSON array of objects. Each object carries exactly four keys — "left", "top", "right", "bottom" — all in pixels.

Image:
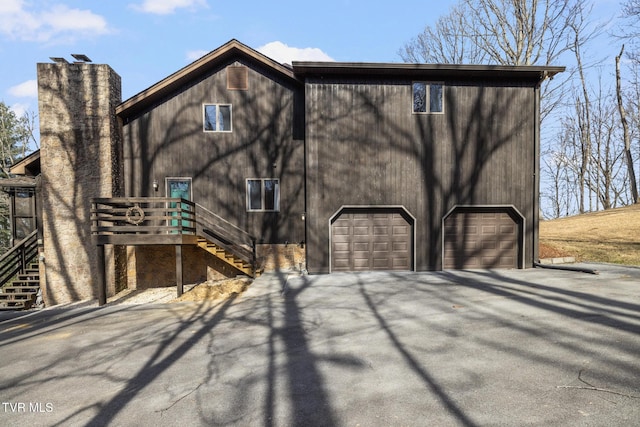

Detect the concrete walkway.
[{"left": 1, "top": 263, "right": 639, "bottom": 426}]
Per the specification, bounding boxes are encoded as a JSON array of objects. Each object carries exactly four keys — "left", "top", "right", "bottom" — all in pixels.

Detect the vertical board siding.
[
  {"left": 122, "top": 58, "right": 305, "bottom": 244},
  {"left": 306, "top": 77, "right": 536, "bottom": 273}
]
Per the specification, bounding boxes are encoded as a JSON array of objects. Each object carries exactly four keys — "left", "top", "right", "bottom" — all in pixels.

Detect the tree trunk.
[{"left": 616, "top": 45, "right": 640, "bottom": 204}]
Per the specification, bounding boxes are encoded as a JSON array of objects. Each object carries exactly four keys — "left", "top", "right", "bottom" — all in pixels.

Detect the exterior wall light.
[{"left": 153, "top": 179, "right": 159, "bottom": 191}]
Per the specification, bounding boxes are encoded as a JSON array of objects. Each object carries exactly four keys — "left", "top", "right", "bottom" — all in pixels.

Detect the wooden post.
[
  {"left": 252, "top": 237, "right": 257, "bottom": 277},
  {"left": 97, "top": 245, "right": 107, "bottom": 306},
  {"left": 175, "top": 245, "right": 183, "bottom": 297}
]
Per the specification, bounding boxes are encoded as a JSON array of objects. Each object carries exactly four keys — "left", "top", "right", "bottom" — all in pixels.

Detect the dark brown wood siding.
[
  {"left": 306, "top": 77, "right": 537, "bottom": 273},
  {"left": 121, "top": 57, "right": 305, "bottom": 244}
]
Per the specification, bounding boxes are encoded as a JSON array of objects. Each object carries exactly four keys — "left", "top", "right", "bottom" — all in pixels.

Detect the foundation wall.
[{"left": 125, "top": 244, "right": 306, "bottom": 289}]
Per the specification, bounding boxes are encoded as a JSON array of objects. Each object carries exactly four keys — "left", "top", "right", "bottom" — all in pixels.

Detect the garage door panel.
[
  {"left": 373, "top": 242, "right": 389, "bottom": 252},
  {"left": 373, "top": 226, "right": 389, "bottom": 235},
  {"left": 353, "top": 226, "right": 370, "bottom": 235},
  {"left": 334, "top": 241, "right": 350, "bottom": 251},
  {"left": 353, "top": 242, "right": 370, "bottom": 252},
  {"left": 333, "top": 225, "right": 350, "bottom": 236},
  {"left": 332, "top": 209, "right": 413, "bottom": 272},
  {"left": 444, "top": 208, "right": 519, "bottom": 269},
  {"left": 500, "top": 225, "right": 515, "bottom": 234}
]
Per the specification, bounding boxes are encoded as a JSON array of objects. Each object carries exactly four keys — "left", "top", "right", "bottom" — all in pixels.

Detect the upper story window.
[
  {"left": 412, "top": 82, "right": 444, "bottom": 114},
  {"left": 204, "top": 104, "right": 232, "bottom": 132},
  {"left": 247, "top": 179, "right": 280, "bottom": 212}
]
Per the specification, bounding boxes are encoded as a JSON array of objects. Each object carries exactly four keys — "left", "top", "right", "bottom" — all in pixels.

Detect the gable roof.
[
  {"left": 9, "top": 149, "right": 40, "bottom": 176},
  {"left": 116, "top": 39, "right": 299, "bottom": 118}
]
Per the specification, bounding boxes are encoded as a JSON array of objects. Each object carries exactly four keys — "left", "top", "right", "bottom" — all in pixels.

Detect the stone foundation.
[
  {"left": 124, "top": 243, "right": 306, "bottom": 289},
  {"left": 127, "top": 245, "right": 241, "bottom": 289},
  {"left": 257, "top": 243, "right": 306, "bottom": 272}
]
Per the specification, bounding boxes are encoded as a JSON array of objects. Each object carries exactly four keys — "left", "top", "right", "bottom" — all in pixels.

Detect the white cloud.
[
  {"left": 257, "top": 41, "right": 334, "bottom": 64},
  {"left": 9, "top": 103, "right": 29, "bottom": 117},
  {"left": 42, "top": 5, "right": 108, "bottom": 34},
  {"left": 9, "top": 80, "right": 37, "bottom": 98},
  {"left": 131, "top": 0, "right": 208, "bottom": 15},
  {"left": 0, "top": 0, "right": 22, "bottom": 14},
  {"left": 186, "top": 50, "right": 209, "bottom": 62},
  {"left": 0, "top": 2, "right": 109, "bottom": 43}
]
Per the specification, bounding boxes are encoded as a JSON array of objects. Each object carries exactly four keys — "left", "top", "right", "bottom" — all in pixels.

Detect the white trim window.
[
  {"left": 246, "top": 179, "right": 280, "bottom": 212},
  {"left": 203, "top": 104, "right": 232, "bottom": 132},
  {"left": 412, "top": 82, "right": 444, "bottom": 114}
]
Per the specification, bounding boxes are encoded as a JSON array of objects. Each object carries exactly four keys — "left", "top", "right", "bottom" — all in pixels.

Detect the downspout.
[{"left": 532, "top": 75, "right": 542, "bottom": 268}]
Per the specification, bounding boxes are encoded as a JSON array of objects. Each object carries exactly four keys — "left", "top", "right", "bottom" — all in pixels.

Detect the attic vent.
[{"left": 227, "top": 66, "right": 248, "bottom": 90}]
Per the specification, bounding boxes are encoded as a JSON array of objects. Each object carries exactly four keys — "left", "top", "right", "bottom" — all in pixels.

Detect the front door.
[{"left": 166, "top": 177, "right": 192, "bottom": 229}]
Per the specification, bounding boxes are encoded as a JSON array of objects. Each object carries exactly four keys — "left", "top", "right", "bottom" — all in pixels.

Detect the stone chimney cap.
[
  {"left": 72, "top": 54, "right": 92, "bottom": 63},
  {"left": 49, "top": 57, "right": 69, "bottom": 64}
]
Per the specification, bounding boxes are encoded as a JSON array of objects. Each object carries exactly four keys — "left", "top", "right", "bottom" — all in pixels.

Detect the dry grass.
[{"left": 539, "top": 204, "right": 640, "bottom": 266}]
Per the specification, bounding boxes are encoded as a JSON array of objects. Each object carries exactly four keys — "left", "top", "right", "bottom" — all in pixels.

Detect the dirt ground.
[
  {"left": 172, "top": 277, "right": 252, "bottom": 302},
  {"left": 106, "top": 277, "right": 253, "bottom": 306}
]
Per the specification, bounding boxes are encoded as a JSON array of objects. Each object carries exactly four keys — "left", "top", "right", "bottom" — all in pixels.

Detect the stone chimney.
[{"left": 37, "top": 59, "right": 124, "bottom": 305}]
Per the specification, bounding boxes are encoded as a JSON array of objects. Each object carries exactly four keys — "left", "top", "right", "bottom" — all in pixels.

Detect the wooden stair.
[
  {"left": 197, "top": 237, "right": 254, "bottom": 277},
  {"left": 0, "top": 262, "right": 40, "bottom": 310}
]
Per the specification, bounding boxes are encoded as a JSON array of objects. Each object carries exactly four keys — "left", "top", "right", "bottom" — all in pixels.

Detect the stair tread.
[
  {"left": 3, "top": 286, "right": 39, "bottom": 292},
  {"left": 0, "top": 294, "right": 36, "bottom": 301},
  {"left": 197, "top": 236, "right": 254, "bottom": 277}
]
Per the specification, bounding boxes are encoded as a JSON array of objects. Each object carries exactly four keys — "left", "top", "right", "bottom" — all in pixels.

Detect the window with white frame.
[
  {"left": 412, "top": 82, "right": 444, "bottom": 114},
  {"left": 246, "top": 179, "right": 280, "bottom": 212},
  {"left": 203, "top": 104, "right": 232, "bottom": 132}
]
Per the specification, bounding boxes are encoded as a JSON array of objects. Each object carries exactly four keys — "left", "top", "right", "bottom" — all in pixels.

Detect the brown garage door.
[
  {"left": 332, "top": 209, "right": 413, "bottom": 272},
  {"left": 443, "top": 208, "right": 520, "bottom": 269}
]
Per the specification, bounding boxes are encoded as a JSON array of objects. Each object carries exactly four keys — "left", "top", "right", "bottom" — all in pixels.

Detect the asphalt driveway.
[{"left": 1, "top": 263, "right": 639, "bottom": 426}]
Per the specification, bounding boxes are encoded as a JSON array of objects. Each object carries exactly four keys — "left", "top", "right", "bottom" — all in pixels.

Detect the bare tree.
[
  {"left": 399, "top": 0, "right": 595, "bottom": 123},
  {"left": 616, "top": 45, "right": 640, "bottom": 204},
  {"left": 400, "top": 0, "right": 576, "bottom": 66},
  {"left": 399, "top": 3, "right": 488, "bottom": 64}
]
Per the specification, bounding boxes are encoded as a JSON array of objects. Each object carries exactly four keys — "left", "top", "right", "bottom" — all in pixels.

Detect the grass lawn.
[{"left": 539, "top": 204, "right": 640, "bottom": 266}]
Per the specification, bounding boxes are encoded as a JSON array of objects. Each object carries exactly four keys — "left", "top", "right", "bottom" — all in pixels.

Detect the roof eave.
[{"left": 292, "top": 61, "right": 565, "bottom": 81}]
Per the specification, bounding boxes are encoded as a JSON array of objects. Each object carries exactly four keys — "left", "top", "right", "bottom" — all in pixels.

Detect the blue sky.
[
  {"left": 0, "top": 0, "right": 458, "bottom": 118},
  {"left": 0, "top": 0, "right": 622, "bottom": 122}
]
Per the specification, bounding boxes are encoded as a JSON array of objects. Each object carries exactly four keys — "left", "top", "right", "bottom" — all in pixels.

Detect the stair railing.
[
  {"left": 0, "top": 230, "right": 38, "bottom": 287},
  {"left": 194, "top": 204, "right": 257, "bottom": 274}
]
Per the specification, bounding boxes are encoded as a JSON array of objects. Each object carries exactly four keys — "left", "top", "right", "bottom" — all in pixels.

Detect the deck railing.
[
  {"left": 90, "top": 197, "right": 256, "bottom": 271},
  {"left": 195, "top": 203, "right": 256, "bottom": 269},
  {"left": 90, "top": 197, "right": 196, "bottom": 243}
]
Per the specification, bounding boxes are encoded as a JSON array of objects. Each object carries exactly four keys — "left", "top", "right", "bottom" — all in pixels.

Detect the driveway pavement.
[{"left": 1, "top": 263, "right": 639, "bottom": 426}]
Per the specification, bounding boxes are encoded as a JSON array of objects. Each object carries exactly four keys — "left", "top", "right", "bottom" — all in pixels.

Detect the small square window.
[
  {"left": 246, "top": 179, "right": 280, "bottom": 212},
  {"left": 204, "top": 104, "right": 232, "bottom": 132},
  {"left": 412, "top": 82, "right": 444, "bottom": 114}
]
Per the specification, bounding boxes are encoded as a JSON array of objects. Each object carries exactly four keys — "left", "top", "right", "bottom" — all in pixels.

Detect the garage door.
[
  {"left": 331, "top": 209, "right": 413, "bottom": 272},
  {"left": 443, "top": 208, "right": 520, "bottom": 269}
]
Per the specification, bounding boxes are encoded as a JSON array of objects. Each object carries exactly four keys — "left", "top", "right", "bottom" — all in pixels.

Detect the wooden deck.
[{"left": 90, "top": 197, "right": 256, "bottom": 305}]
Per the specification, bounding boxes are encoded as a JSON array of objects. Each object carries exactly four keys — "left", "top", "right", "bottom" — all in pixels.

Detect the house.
[{"left": 1, "top": 39, "right": 563, "bottom": 307}]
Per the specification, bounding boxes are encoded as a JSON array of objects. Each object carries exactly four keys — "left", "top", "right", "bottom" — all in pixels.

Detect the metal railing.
[{"left": 0, "top": 230, "right": 38, "bottom": 288}]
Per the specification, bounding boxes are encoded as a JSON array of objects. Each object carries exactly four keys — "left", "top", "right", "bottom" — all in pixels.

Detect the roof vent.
[{"left": 227, "top": 66, "right": 248, "bottom": 90}]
